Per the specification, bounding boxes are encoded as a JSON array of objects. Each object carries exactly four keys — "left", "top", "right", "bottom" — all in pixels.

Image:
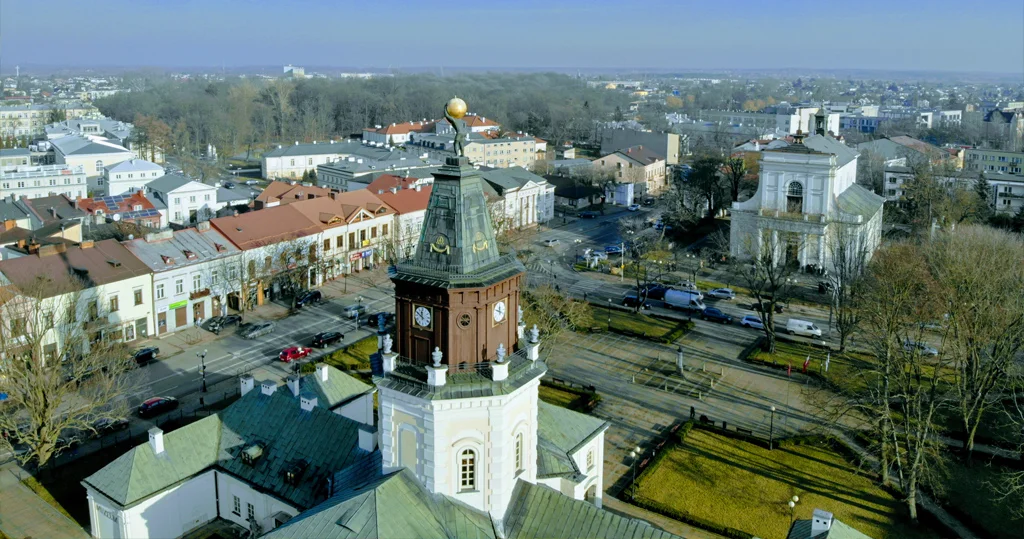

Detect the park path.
[{"left": 0, "top": 464, "right": 89, "bottom": 539}]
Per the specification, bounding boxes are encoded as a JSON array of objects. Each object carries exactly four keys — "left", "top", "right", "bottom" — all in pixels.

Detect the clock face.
[
  {"left": 492, "top": 300, "right": 507, "bottom": 324},
  {"left": 414, "top": 306, "right": 432, "bottom": 328}
]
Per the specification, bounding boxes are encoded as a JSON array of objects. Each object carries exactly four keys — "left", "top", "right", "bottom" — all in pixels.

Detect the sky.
[{"left": 1, "top": 0, "right": 1022, "bottom": 74}]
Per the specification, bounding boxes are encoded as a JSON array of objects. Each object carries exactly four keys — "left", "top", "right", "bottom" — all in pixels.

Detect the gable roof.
[
  {"left": 22, "top": 194, "right": 85, "bottom": 224},
  {"left": 375, "top": 185, "right": 432, "bottom": 215},
  {"left": 123, "top": 227, "right": 240, "bottom": 271},
  {"left": 84, "top": 387, "right": 365, "bottom": 510},
  {"left": 286, "top": 191, "right": 396, "bottom": 229},
  {"left": 615, "top": 145, "right": 665, "bottom": 165},
  {"left": 802, "top": 134, "right": 859, "bottom": 167},
  {"left": 256, "top": 181, "right": 334, "bottom": 206},
  {"left": 105, "top": 159, "right": 162, "bottom": 174},
  {"left": 504, "top": 481, "right": 678, "bottom": 539},
  {"left": 365, "top": 120, "right": 438, "bottom": 136},
  {"left": 49, "top": 135, "right": 131, "bottom": 156},
  {"left": 210, "top": 205, "right": 321, "bottom": 250},
  {"left": 0, "top": 238, "right": 152, "bottom": 296},
  {"left": 264, "top": 468, "right": 497, "bottom": 539},
  {"left": 537, "top": 401, "right": 608, "bottom": 457},
  {"left": 301, "top": 366, "right": 374, "bottom": 409},
  {"left": 462, "top": 114, "right": 501, "bottom": 129},
  {"left": 77, "top": 191, "right": 158, "bottom": 219},
  {"left": 479, "top": 167, "right": 548, "bottom": 195},
  {"left": 835, "top": 183, "right": 884, "bottom": 220},
  {"left": 787, "top": 517, "right": 874, "bottom": 539},
  {"left": 145, "top": 173, "right": 210, "bottom": 194}
]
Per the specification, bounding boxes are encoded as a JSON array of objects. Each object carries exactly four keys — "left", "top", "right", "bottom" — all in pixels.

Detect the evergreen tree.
[
  {"left": 1013, "top": 205, "right": 1024, "bottom": 233},
  {"left": 301, "top": 169, "right": 310, "bottom": 182},
  {"left": 613, "top": 106, "right": 624, "bottom": 122},
  {"left": 974, "top": 175, "right": 993, "bottom": 222},
  {"left": 308, "top": 169, "right": 317, "bottom": 185}
]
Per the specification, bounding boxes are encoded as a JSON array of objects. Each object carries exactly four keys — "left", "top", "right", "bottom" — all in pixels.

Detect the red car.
[{"left": 279, "top": 346, "right": 311, "bottom": 363}]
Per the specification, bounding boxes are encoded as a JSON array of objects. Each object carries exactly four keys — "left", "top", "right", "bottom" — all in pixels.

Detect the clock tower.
[
  {"left": 391, "top": 155, "right": 525, "bottom": 370},
  {"left": 376, "top": 150, "right": 546, "bottom": 524}
]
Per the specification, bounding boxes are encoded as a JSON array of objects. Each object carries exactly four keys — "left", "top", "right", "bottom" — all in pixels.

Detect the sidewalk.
[{"left": 0, "top": 464, "right": 89, "bottom": 539}]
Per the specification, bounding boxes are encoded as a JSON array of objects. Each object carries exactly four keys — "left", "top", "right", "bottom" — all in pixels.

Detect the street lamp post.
[
  {"left": 198, "top": 349, "right": 208, "bottom": 394},
  {"left": 769, "top": 405, "right": 776, "bottom": 450},
  {"left": 574, "top": 238, "right": 582, "bottom": 265},
  {"left": 607, "top": 298, "right": 612, "bottom": 331},
  {"left": 788, "top": 495, "right": 800, "bottom": 525}
]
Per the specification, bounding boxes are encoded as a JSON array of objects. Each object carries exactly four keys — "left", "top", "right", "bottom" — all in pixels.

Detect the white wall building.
[
  {"left": 103, "top": 159, "right": 164, "bottom": 196},
  {"left": 0, "top": 163, "right": 87, "bottom": 200},
  {"left": 730, "top": 132, "right": 884, "bottom": 273},
  {"left": 480, "top": 167, "right": 556, "bottom": 227},
  {"left": 50, "top": 135, "right": 135, "bottom": 190},
  {"left": 146, "top": 174, "right": 225, "bottom": 226},
  {"left": 123, "top": 224, "right": 242, "bottom": 335}
]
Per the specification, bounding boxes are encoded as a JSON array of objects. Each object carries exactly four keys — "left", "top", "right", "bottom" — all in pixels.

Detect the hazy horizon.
[{"left": 2, "top": 0, "right": 1023, "bottom": 76}]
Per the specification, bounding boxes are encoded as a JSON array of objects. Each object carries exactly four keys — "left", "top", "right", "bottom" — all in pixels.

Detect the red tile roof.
[
  {"left": 365, "top": 174, "right": 420, "bottom": 193},
  {"left": 366, "top": 121, "right": 437, "bottom": 136},
  {"left": 77, "top": 191, "right": 156, "bottom": 216},
  {"left": 376, "top": 185, "right": 432, "bottom": 215},
  {"left": 210, "top": 205, "right": 321, "bottom": 250},
  {"left": 0, "top": 239, "right": 151, "bottom": 296},
  {"left": 255, "top": 181, "right": 335, "bottom": 206}
]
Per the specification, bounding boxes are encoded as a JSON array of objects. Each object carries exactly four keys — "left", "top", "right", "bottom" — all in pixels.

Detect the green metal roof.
[
  {"left": 835, "top": 184, "right": 884, "bottom": 221},
  {"left": 263, "top": 468, "right": 496, "bottom": 539},
  {"left": 537, "top": 401, "right": 609, "bottom": 456},
  {"left": 83, "top": 416, "right": 223, "bottom": 507},
  {"left": 303, "top": 365, "right": 374, "bottom": 409},
  {"left": 536, "top": 437, "right": 582, "bottom": 480},
  {"left": 504, "top": 481, "right": 679, "bottom": 539},
  {"left": 84, "top": 388, "right": 365, "bottom": 509}
]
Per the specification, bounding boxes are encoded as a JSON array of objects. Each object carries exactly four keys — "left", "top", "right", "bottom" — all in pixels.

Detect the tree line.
[{"left": 96, "top": 73, "right": 631, "bottom": 161}]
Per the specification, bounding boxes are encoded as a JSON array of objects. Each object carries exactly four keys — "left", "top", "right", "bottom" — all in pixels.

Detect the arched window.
[
  {"left": 95, "top": 160, "right": 104, "bottom": 172},
  {"left": 459, "top": 449, "right": 476, "bottom": 491},
  {"left": 514, "top": 433, "right": 523, "bottom": 473},
  {"left": 786, "top": 181, "right": 804, "bottom": 213}
]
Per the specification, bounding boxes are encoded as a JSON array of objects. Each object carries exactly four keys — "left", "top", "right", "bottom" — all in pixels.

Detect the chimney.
[
  {"left": 286, "top": 375, "right": 300, "bottom": 396},
  {"left": 148, "top": 427, "right": 165, "bottom": 455},
  {"left": 358, "top": 425, "right": 377, "bottom": 452},
  {"left": 3, "top": 219, "right": 15, "bottom": 231},
  {"left": 316, "top": 363, "right": 328, "bottom": 382},
  {"left": 415, "top": 184, "right": 422, "bottom": 192},
  {"left": 80, "top": 240, "right": 95, "bottom": 249},
  {"left": 390, "top": 187, "right": 399, "bottom": 194},
  {"left": 260, "top": 380, "right": 276, "bottom": 396},
  {"left": 300, "top": 392, "right": 318, "bottom": 412},
  {"left": 810, "top": 509, "right": 833, "bottom": 537},
  {"left": 49, "top": 206, "right": 56, "bottom": 218},
  {"left": 197, "top": 221, "right": 210, "bottom": 231},
  {"left": 240, "top": 374, "right": 255, "bottom": 396},
  {"left": 329, "top": 192, "right": 338, "bottom": 200}
]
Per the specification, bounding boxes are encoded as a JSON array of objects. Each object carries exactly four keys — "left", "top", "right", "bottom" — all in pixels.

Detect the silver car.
[
  {"left": 707, "top": 288, "right": 736, "bottom": 300},
  {"left": 903, "top": 340, "right": 938, "bottom": 356},
  {"left": 241, "top": 321, "right": 276, "bottom": 339}
]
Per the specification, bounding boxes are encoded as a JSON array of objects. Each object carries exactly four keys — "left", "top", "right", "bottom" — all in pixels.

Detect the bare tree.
[
  {"left": 0, "top": 275, "right": 139, "bottom": 466},
  {"left": 729, "top": 230, "right": 800, "bottom": 352},
  {"left": 722, "top": 156, "right": 747, "bottom": 202},
  {"left": 824, "top": 218, "right": 873, "bottom": 352},
  {"left": 927, "top": 226, "right": 1024, "bottom": 461},
  {"left": 617, "top": 214, "right": 668, "bottom": 312},
  {"left": 521, "top": 284, "right": 592, "bottom": 342},
  {"left": 686, "top": 155, "right": 726, "bottom": 221}
]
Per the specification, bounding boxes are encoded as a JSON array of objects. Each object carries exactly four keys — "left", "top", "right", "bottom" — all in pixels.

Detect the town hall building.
[
  {"left": 81, "top": 156, "right": 678, "bottom": 539},
  {"left": 730, "top": 110, "right": 884, "bottom": 272}
]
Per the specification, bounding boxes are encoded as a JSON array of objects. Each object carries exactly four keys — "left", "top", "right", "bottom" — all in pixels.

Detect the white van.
[
  {"left": 786, "top": 319, "right": 822, "bottom": 337},
  {"left": 664, "top": 289, "right": 706, "bottom": 312}
]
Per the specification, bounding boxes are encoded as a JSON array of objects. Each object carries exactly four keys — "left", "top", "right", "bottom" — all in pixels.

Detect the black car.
[
  {"left": 206, "top": 314, "right": 242, "bottom": 334},
  {"left": 364, "top": 312, "right": 395, "bottom": 327},
  {"left": 636, "top": 283, "right": 670, "bottom": 301},
  {"left": 642, "top": 198, "right": 656, "bottom": 206},
  {"left": 138, "top": 396, "right": 178, "bottom": 418},
  {"left": 622, "top": 293, "right": 652, "bottom": 310},
  {"left": 312, "top": 331, "right": 344, "bottom": 348},
  {"left": 132, "top": 347, "right": 160, "bottom": 365},
  {"left": 223, "top": 181, "right": 235, "bottom": 189},
  {"left": 700, "top": 307, "right": 733, "bottom": 324},
  {"left": 295, "top": 289, "right": 324, "bottom": 308},
  {"left": 94, "top": 417, "right": 130, "bottom": 434},
  {"left": 752, "top": 301, "right": 785, "bottom": 314},
  {"left": 578, "top": 211, "right": 599, "bottom": 219}
]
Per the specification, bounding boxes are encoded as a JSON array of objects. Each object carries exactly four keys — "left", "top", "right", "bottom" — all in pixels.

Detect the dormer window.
[
  {"left": 214, "top": 243, "right": 226, "bottom": 252},
  {"left": 133, "top": 205, "right": 143, "bottom": 211},
  {"left": 241, "top": 443, "right": 264, "bottom": 465},
  {"left": 284, "top": 459, "right": 309, "bottom": 485},
  {"left": 183, "top": 250, "right": 197, "bottom": 260},
  {"left": 161, "top": 255, "right": 175, "bottom": 265}
]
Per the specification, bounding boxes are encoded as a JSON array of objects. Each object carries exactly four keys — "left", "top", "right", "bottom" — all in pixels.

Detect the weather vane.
[{"left": 444, "top": 96, "right": 468, "bottom": 157}]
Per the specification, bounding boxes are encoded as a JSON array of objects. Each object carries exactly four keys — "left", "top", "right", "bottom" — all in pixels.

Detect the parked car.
[
  {"left": 584, "top": 249, "right": 608, "bottom": 261},
  {"left": 903, "top": 340, "right": 939, "bottom": 356},
  {"left": 622, "top": 292, "right": 652, "bottom": 309},
  {"left": 740, "top": 315, "right": 764, "bottom": 329},
  {"left": 344, "top": 304, "right": 368, "bottom": 319},
  {"left": 642, "top": 198, "right": 656, "bottom": 206},
  {"left": 132, "top": 347, "right": 160, "bottom": 365},
  {"left": 206, "top": 314, "right": 242, "bottom": 333},
  {"left": 786, "top": 319, "right": 822, "bottom": 337},
  {"left": 223, "top": 181, "right": 235, "bottom": 189},
  {"left": 138, "top": 396, "right": 178, "bottom": 418},
  {"left": 295, "top": 289, "right": 323, "bottom": 308},
  {"left": 752, "top": 301, "right": 785, "bottom": 314},
  {"left": 664, "top": 289, "right": 706, "bottom": 312},
  {"left": 244, "top": 179, "right": 260, "bottom": 186},
  {"left": 578, "top": 211, "right": 599, "bottom": 219},
  {"left": 93, "top": 417, "right": 130, "bottom": 434},
  {"left": 311, "top": 331, "right": 344, "bottom": 348},
  {"left": 706, "top": 288, "right": 736, "bottom": 300},
  {"left": 241, "top": 321, "right": 275, "bottom": 339},
  {"left": 700, "top": 307, "right": 733, "bottom": 324},
  {"left": 627, "top": 204, "right": 641, "bottom": 211},
  {"left": 543, "top": 238, "right": 560, "bottom": 247},
  {"left": 279, "top": 346, "right": 311, "bottom": 363},
  {"left": 604, "top": 245, "right": 623, "bottom": 254}
]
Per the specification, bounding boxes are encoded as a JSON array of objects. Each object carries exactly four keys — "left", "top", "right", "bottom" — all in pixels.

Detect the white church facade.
[{"left": 730, "top": 115, "right": 884, "bottom": 273}]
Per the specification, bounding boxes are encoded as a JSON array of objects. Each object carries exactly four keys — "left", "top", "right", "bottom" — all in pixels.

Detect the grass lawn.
[
  {"left": 21, "top": 475, "right": 75, "bottom": 522},
  {"left": 636, "top": 428, "right": 937, "bottom": 539},
  {"left": 749, "top": 340, "right": 874, "bottom": 393},
  {"left": 321, "top": 336, "right": 377, "bottom": 371},
  {"left": 939, "top": 455, "right": 1024, "bottom": 538},
  {"left": 600, "top": 308, "right": 689, "bottom": 343},
  {"left": 538, "top": 384, "right": 581, "bottom": 409}
]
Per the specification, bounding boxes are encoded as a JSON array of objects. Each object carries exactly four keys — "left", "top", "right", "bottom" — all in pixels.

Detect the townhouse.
[
  {"left": 146, "top": 174, "right": 224, "bottom": 226},
  {"left": 0, "top": 239, "right": 154, "bottom": 359},
  {"left": 596, "top": 145, "right": 668, "bottom": 199},
  {"left": 123, "top": 224, "right": 242, "bottom": 335},
  {"left": 103, "top": 159, "right": 165, "bottom": 196},
  {"left": 375, "top": 184, "right": 432, "bottom": 261},
  {"left": 50, "top": 135, "right": 135, "bottom": 186},
  {"left": 77, "top": 191, "right": 164, "bottom": 229},
  {"left": 964, "top": 148, "right": 1024, "bottom": 175}
]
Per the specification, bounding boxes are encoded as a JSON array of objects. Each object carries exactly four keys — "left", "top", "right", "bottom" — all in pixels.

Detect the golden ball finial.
[{"left": 446, "top": 97, "right": 467, "bottom": 119}]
